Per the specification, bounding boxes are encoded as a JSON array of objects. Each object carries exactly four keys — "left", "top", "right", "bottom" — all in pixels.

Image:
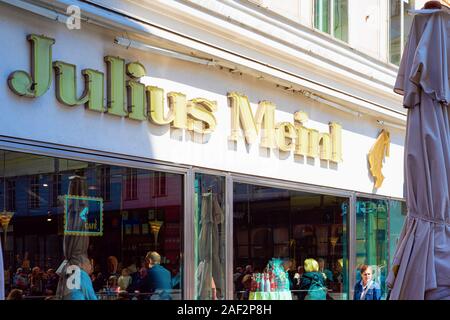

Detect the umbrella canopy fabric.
[
  {"left": 55, "top": 176, "right": 90, "bottom": 300},
  {"left": 387, "top": 9, "right": 450, "bottom": 300}
]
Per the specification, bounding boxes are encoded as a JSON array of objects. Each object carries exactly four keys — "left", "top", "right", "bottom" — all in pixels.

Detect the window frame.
[
  {"left": 124, "top": 167, "right": 138, "bottom": 200},
  {"left": 388, "top": 0, "right": 416, "bottom": 65},
  {"left": 51, "top": 173, "right": 61, "bottom": 207},
  {"left": 28, "top": 174, "right": 40, "bottom": 209}
]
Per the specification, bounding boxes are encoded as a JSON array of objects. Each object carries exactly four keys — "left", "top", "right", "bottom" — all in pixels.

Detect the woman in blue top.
[
  {"left": 354, "top": 265, "right": 381, "bottom": 300},
  {"left": 67, "top": 256, "right": 98, "bottom": 300}
]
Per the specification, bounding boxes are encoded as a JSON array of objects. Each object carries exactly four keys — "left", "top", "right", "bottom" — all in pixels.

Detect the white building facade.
[{"left": 0, "top": 0, "right": 420, "bottom": 300}]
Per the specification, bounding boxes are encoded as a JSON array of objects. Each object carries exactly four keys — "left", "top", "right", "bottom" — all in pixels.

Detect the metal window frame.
[
  {"left": 226, "top": 173, "right": 234, "bottom": 300},
  {"left": 184, "top": 169, "right": 194, "bottom": 299},
  {"left": 0, "top": 135, "right": 191, "bottom": 174},
  {"left": 349, "top": 192, "right": 356, "bottom": 300}
]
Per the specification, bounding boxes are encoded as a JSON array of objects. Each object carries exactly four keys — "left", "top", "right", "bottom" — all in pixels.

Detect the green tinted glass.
[
  {"left": 356, "top": 198, "right": 388, "bottom": 299},
  {"left": 314, "top": 0, "right": 330, "bottom": 34}
]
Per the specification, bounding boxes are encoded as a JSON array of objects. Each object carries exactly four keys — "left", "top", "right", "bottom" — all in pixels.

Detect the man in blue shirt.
[{"left": 145, "top": 251, "right": 172, "bottom": 300}]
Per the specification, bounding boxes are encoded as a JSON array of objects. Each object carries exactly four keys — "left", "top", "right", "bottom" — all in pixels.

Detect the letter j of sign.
[{"left": 8, "top": 35, "right": 55, "bottom": 97}]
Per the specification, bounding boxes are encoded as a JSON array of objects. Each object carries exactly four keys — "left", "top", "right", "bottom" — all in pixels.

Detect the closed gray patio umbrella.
[{"left": 387, "top": 5, "right": 450, "bottom": 300}]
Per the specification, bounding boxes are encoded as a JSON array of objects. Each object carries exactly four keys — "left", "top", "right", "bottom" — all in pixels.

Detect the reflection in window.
[
  {"left": 6, "top": 179, "right": 16, "bottom": 211},
  {"left": 355, "top": 198, "right": 388, "bottom": 299},
  {"left": 98, "top": 166, "right": 110, "bottom": 201},
  {"left": 125, "top": 168, "right": 138, "bottom": 200},
  {"left": 51, "top": 174, "right": 61, "bottom": 208},
  {"left": 194, "top": 173, "right": 226, "bottom": 300},
  {"left": 314, "top": 0, "right": 348, "bottom": 42},
  {"left": 389, "top": 0, "right": 415, "bottom": 65},
  {"left": 153, "top": 171, "right": 167, "bottom": 198},
  {"left": 233, "top": 183, "right": 349, "bottom": 300},
  {"left": 389, "top": 200, "right": 406, "bottom": 266},
  {"left": 0, "top": 150, "right": 183, "bottom": 300}
]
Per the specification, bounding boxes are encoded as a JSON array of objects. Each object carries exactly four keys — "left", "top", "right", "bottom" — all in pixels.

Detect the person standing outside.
[
  {"left": 145, "top": 251, "right": 172, "bottom": 300},
  {"left": 353, "top": 265, "right": 381, "bottom": 300}
]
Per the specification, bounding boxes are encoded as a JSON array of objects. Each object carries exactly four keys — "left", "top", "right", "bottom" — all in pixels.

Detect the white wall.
[
  {"left": 264, "top": 0, "right": 302, "bottom": 21},
  {"left": 348, "top": 0, "right": 384, "bottom": 60},
  {"left": 0, "top": 4, "right": 405, "bottom": 198},
  {"left": 215, "top": 0, "right": 391, "bottom": 63}
]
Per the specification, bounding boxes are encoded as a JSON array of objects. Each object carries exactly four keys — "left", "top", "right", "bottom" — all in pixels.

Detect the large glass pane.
[
  {"left": 389, "top": 0, "right": 401, "bottom": 65},
  {"left": 355, "top": 198, "right": 388, "bottom": 299},
  {"left": 389, "top": 200, "right": 406, "bottom": 266},
  {"left": 0, "top": 150, "right": 183, "bottom": 300},
  {"left": 233, "top": 183, "right": 349, "bottom": 300},
  {"left": 194, "top": 173, "right": 226, "bottom": 300},
  {"left": 334, "top": 0, "right": 348, "bottom": 42},
  {"left": 314, "top": 0, "right": 331, "bottom": 34}
]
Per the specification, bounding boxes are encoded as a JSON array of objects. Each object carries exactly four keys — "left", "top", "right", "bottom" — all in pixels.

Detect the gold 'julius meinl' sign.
[{"left": 7, "top": 34, "right": 342, "bottom": 163}]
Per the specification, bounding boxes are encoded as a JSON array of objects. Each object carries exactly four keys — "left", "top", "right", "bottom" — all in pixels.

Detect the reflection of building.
[
  {"left": 0, "top": 161, "right": 183, "bottom": 277},
  {"left": 1, "top": 0, "right": 414, "bottom": 300}
]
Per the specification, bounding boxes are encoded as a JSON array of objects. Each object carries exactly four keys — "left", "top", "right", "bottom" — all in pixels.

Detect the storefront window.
[
  {"left": 355, "top": 197, "right": 388, "bottom": 299},
  {"left": 314, "top": 0, "right": 348, "bottom": 42},
  {"left": 0, "top": 150, "right": 183, "bottom": 300},
  {"left": 233, "top": 183, "right": 349, "bottom": 300},
  {"left": 193, "top": 173, "right": 226, "bottom": 300},
  {"left": 389, "top": 200, "right": 407, "bottom": 266}
]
